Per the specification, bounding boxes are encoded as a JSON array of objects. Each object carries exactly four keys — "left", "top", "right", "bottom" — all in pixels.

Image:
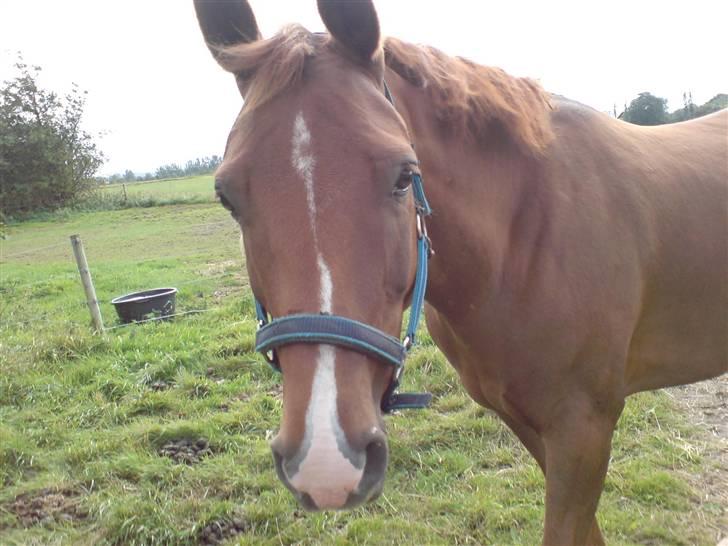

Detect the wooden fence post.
[
  {"left": 70, "top": 234, "right": 105, "bottom": 333},
  {"left": 122, "top": 183, "right": 128, "bottom": 203}
]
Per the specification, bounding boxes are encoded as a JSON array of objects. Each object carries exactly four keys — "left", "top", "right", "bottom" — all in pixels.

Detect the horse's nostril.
[
  {"left": 270, "top": 442, "right": 296, "bottom": 493},
  {"left": 355, "top": 432, "right": 388, "bottom": 502},
  {"left": 269, "top": 434, "right": 284, "bottom": 459},
  {"left": 362, "top": 428, "right": 387, "bottom": 462},
  {"left": 366, "top": 436, "right": 388, "bottom": 472}
]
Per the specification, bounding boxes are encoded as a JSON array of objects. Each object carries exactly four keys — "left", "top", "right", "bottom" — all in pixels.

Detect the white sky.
[{"left": 1, "top": 0, "right": 726, "bottom": 176}]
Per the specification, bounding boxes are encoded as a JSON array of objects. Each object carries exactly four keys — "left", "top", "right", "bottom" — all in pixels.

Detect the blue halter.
[{"left": 253, "top": 82, "right": 434, "bottom": 413}]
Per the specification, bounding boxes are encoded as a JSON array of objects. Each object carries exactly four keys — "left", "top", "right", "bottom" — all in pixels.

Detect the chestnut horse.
[{"left": 194, "top": 1, "right": 728, "bottom": 544}]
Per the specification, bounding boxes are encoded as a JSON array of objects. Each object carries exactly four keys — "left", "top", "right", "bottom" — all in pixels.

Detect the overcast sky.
[{"left": 1, "top": 0, "right": 726, "bottom": 176}]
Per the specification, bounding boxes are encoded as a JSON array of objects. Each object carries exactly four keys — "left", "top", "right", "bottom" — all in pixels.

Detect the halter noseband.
[{"left": 253, "top": 81, "right": 433, "bottom": 413}]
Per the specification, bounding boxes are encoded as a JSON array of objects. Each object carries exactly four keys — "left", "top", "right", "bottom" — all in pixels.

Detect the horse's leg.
[
  {"left": 426, "top": 306, "right": 612, "bottom": 543},
  {"left": 499, "top": 411, "right": 605, "bottom": 544},
  {"left": 540, "top": 393, "right": 623, "bottom": 546},
  {"left": 498, "top": 412, "right": 546, "bottom": 472}
]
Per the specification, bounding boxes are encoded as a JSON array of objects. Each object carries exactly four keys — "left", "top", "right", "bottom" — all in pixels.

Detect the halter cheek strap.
[{"left": 254, "top": 172, "right": 433, "bottom": 413}]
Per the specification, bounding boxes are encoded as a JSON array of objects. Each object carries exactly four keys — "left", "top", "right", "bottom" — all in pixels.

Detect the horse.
[{"left": 193, "top": 1, "right": 728, "bottom": 544}]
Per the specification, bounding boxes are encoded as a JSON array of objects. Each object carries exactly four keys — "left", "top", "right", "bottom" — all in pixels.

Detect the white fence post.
[{"left": 70, "top": 234, "right": 105, "bottom": 333}]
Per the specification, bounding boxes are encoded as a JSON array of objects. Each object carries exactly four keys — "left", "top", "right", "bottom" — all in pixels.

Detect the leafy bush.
[{"left": 0, "top": 58, "right": 103, "bottom": 218}]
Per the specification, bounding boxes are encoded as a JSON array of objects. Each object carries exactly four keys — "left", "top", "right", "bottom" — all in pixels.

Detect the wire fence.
[
  {"left": 1, "top": 272, "right": 78, "bottom": 291},
  {"left": 0, "top": 218, "right": 245, "bottom": 333},
  {"left": 1, "top": 241, "right": 70, "bottom": 260}
]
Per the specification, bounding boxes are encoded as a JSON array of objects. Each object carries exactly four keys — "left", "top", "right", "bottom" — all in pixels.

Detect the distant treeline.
[
  {"left": 619, "top": 92, "right": 727, "bottom": 126},
  {"left": 104, "top": 155, "right": 222, "bottom": 184}
]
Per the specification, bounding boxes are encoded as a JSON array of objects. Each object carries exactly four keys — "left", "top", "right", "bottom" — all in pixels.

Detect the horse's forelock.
[{"left": 215, "top": 24, "right": 320, "bottom": 112}]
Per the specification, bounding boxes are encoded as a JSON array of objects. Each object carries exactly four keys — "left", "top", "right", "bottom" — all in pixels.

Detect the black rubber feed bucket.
[{"left": 111, "top": 287, "right": 178, "bottom": 324}]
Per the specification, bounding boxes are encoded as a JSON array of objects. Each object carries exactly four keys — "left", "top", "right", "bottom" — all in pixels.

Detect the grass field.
[
  {"left": 100, "top": 176, "right": 216, "bottom": 202},
  {"left": 0, "top": 197, "right": 725, "bottom": 545}
]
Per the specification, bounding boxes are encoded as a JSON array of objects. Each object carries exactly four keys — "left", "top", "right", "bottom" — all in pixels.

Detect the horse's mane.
[
  {"left": 384, "top": 38, "right": 553, "bottom": 155},
  {"left": 216, "top": 25, "right": 553, "bottom": 155}
]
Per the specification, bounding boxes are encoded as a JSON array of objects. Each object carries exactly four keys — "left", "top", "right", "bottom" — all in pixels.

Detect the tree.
[
  {"left": 104, "top": 155, "right": 223, "bottom": 184},
  {"left": 671, "top": 91, "right": 696, "bottom": 123},
  {"left": 693, "top": 93, "right": 727, "bottom": 119},
  {"left": 0, "top": 58, "right": 104, "bottom": 217},
  {"left": 669, "top": 92, "right": 728, "bottom": 123},
  {"left": 621, "top": 91, "right": 726, "bottom": 126},
  {"left": 621, "top": 92, "right": 669, "bottom": 126}
]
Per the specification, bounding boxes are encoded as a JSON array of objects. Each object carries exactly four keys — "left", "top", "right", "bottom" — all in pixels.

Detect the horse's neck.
[{"left": 389, "top": 73, "right": 547, "bottom": 318}]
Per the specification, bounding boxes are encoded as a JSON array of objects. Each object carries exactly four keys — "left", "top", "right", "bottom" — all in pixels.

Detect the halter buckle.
[
  {"left": 416, "top": 210, "right": 428, "bottom": 239},
  {"left": 416, "top": 210, "right": 435, "bottom": 258}
]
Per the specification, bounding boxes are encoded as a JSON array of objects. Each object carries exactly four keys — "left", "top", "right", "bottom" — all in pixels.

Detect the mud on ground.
[{"left": 4, "top": 488, "right": 87, "bottom": 528}]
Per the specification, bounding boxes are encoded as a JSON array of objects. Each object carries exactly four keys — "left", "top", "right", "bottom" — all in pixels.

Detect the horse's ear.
[
  {"left": 317, "top": 0, "right": 381, "bottom": 63},
  {"left": 194, "top": 0, "right": 261, "bottom": 63}
]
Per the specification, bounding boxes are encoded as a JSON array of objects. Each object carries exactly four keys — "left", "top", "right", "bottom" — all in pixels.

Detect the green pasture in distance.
[
  {"left": 101, "top": 175, "right": 216, "bottom": 200},
  {"left": 0, "top": 203, "right": 724, "bottom": 545}
]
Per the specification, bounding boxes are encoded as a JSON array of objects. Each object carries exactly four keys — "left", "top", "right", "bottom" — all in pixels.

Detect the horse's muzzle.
[{"left": 270, "top": 429, "right": 389, "bottom": 511}]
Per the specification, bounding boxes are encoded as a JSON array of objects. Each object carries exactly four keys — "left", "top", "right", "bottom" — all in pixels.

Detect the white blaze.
[
  {"left": 292, "top": 113, "right": 317, "bottom": 235},
  {"left": 287, "top": 112, "right": 363, "bottom": 508},
  {"left": 317, "top": 255, "right": 333, "bottom": 314}
]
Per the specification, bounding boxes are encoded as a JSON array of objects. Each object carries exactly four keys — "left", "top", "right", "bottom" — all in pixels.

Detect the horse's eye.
[
  {"left": 394, "top": 169, "right": 414, "bottom": 196},
  {"left": 217, "top": 192, "right": 237, "bottom": 216},
  {"left": 215, "top": 177, "right": 238, "bottom": 216}
]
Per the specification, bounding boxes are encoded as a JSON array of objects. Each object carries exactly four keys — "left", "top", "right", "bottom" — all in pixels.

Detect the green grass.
[
  {"left": 101, "top": 176, "right": 216, "bottom": 201},
  {"left": 4, "top": 176, "right": 217, "bottom": 223},
  {"left": 82, "top": 175, "right": 217, "bottom": 213},
  {"left": 0, "top": 203, "right": 723, "bottom": 545}
]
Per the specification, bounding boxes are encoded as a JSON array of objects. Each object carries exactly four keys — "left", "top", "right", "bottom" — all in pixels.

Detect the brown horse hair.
[
  {"left": 214, "top": 24, "right": 320, "bottom": 112},
  {"left": 215, "top": 25, "right": 553, "bottom": 156},
  {"left": 384, "top": 37, "right": 554, "bottom": 156}
]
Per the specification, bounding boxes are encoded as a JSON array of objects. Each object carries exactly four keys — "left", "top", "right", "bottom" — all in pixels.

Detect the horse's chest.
[{"left": 425, "top": 305, "right": 519, "bottom": 411}]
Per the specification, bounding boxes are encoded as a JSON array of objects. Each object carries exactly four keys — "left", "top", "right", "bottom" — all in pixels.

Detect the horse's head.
[{"left": 195, "top": 0, "right": 424, "bottom": 510}]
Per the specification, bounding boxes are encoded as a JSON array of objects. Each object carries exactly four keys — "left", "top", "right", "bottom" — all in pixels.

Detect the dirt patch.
[
  {"left": 159, "top": 438, "right": 213, "bottom": 465},
  {"left": 231, "top": 384, "right": 282, "bottom": 405},
  {"left": 212, "top": 287, "right": 240, "bottom": 300},
  {"left": 150, "top": 380, "right": 172, "bottom": 391},
  {"left": 666, "top": 375, "right": 727, "bottom": 541},
  {"left": 200, "top": 260, "right": 238, "bottom": 277},
  {"left": 667, "top": 375, "right": 728, "bottom": 440},
  {"left": 197, "top": 517, "right": 249, "bottom": 545},
  {"left": 5, "top": 487, "right": 87, "bottom": 527}
]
